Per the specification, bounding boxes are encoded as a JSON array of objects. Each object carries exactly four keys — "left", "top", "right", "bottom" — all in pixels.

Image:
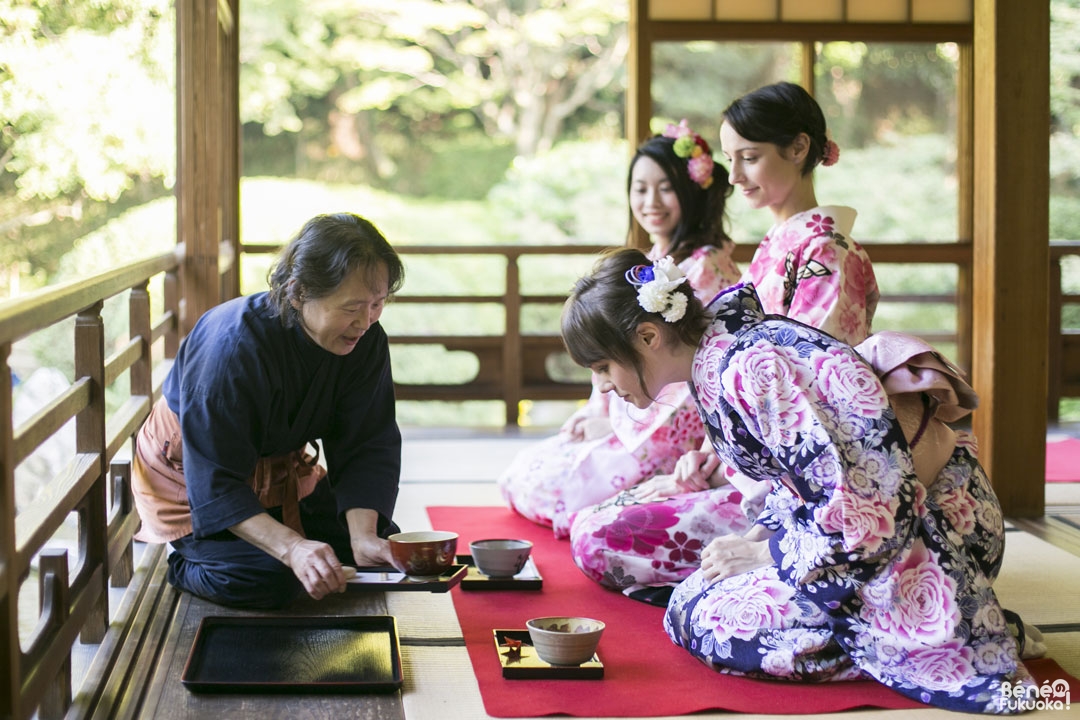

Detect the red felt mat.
[
  {"left": 429, "top": 506, "right": 1076, "bottom": 718},
  {"left": 1047, "top": 438, "right": 1080, "bottom": 482}
]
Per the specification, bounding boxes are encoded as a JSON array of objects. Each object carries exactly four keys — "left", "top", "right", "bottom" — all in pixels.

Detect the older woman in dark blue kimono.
[
  {"left": 132, "top": 212, "right": 403, "bottom": 609},
  {"left": 559, "top": 247, "right": 1038, "bottom": 713}
]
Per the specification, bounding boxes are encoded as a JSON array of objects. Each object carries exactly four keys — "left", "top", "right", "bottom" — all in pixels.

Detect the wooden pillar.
[
  {"left": 75, "top": 303, "right": 108, "bottom": 644},
  {"left": 220, "top": 0, "right": 241, "bottom": 301},
  {"left": 0, "top": 344, "right": 18, "bottom": 720},
  {"left": 627, "top": 0, "right": 650, "bottom": 250},
  {"left": 177, "top": 0, "right": 225, "bottom": 333},
  {"left": 971, "top": 0, "right": 1049, "bottom": 517},
  {"left": 956, "top": 44, "right": 974, "bottom": 375}
]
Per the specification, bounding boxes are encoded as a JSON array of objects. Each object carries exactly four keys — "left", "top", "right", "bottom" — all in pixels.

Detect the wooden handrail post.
[
  {"left": 0, "top": 342, "right": 19, "bottom": 720},
  {"left": 1048, "top": 256, "right": 1064, "bottom": 422},
  {"left": 504, "top": 255, "right": 522, "bottom": 426},
  {"left": 110, "top": 462, "right": 135, "bottom": 588},
  {"left": 74, "top": 303, "right": 108, "bottom": 644},
  {"left": 36, "top": 550, "right": 71, "bottom": 720},
  {"left": 129, "top": 282, "right": 153, "bottom": 400},
  {"left": 164, "top": 266, "right": 180, "bottom": 358}
]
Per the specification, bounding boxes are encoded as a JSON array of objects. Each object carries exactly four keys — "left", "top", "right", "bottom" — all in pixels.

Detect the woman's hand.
[
  {"left": 345, "top": 507, "right": 394, "bottom": 568},
  {"left": 632, "top": 473, "right": 698, "bottom": 501},
  {"left": 700, "top": 534, "right": 773, "bottom": 584},
  {"left": 350, "top": 533, "right": 393, "bottom": 568},
  {"left": 672, "top": 449, "right": 720, "bottom": 491},
  {"left": 283, "top": 538, "right": 350, "bottom": 599},
  {"left": 230, "top": 512, "right": 349, "bottom": 600},
  {"left": 562, "top": 415, "right": 612, "bottom": 442}
]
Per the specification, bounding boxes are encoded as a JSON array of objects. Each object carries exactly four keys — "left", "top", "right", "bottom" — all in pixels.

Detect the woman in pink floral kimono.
[
  {"left": 560, "top": 248, "right": 1037, "bottom": 714},
  {"left": 497, "top": 120, "right": 743, "bottom": 538},
  {"left": 570, "top": 82, "right": 879, "bottom": 598}
]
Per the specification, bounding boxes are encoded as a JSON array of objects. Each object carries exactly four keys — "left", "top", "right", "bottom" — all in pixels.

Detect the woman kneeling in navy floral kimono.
[{"left": 560, "top": 247, "right": 1038, "bottom": 714}]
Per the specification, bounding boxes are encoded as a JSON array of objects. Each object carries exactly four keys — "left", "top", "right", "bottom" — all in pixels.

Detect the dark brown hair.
[
  {"left": 627, "top": 134, "right": 734, "bottom": 263},
  {"left": 267, "top": 213, "right": 404, "bottom": 327},
  {"left": 561, "top": 248, "right": 710, "bottom": 403},
  {"left": 723, "top": 81, "right": 829, "bottom": 177}
]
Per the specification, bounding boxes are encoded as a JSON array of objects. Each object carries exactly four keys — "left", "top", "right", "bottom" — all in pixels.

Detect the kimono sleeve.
[
  {"left": 787, "top": 235, "right": 878, "bottom": 346},
  {"left": 722, "top": 336, "right": 917, "bottom": 608},
  {"left": 322, "top": 328, "right": 402, "bottom": 527},
  {"left": 180, "top": 378, "right": 267, "bottom": 538}
]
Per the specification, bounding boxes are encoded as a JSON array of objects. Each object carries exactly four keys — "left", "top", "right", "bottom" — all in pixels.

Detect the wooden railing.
[
  {"left": 244, "top": 241, "right": 975, "bottom": 424},
  {"left": 7, "top": 236, "right": 1079, "bottom": 718},
  {"left": 1048, "top": 240, "right": 1080, "bottom": 421},
  {"left": 0, "top": 250, "right": 182, "bottom": 719}
]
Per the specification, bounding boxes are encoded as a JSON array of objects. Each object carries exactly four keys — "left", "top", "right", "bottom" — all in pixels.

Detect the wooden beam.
[{"left": 971, "top": 0, "right": 1049, "bottom": 517}]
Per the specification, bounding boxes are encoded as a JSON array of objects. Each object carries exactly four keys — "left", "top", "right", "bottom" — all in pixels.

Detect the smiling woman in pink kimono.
[{"left": 497, "top": 120, "right": 743, "bottom": 538}]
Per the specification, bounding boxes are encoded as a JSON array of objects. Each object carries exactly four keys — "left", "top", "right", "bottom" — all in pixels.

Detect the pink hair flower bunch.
[
  {"left": 822, "top": 139, "right": 840, "bottom": 167},
  {"left": 663, "top": 119, "right": 715, "bottom": 189}
]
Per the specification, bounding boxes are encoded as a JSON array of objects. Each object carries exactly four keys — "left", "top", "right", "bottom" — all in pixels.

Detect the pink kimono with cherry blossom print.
[
  {"left": 497, "top": 243, "right": 742, "bottom": 538},
  {"left": 744, "top": 205, "right": 878, "bottom": 343}
]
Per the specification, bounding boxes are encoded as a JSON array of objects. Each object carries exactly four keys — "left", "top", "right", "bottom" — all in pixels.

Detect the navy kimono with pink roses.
[{"left": 664, "top": 283, "right": 1036, "bottom": 714}]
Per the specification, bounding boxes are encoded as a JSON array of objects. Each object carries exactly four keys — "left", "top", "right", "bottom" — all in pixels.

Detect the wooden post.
[
  {"left": 110, "top": 462, "right": 135, "bottom": 588},
  {"left": 220, "top": 0, "right": 242, "bottom": 301},
  {"left": 971, "top": 0, "right": 1049, "bottom": 517},
  {"left": 956, "top": 44, "right": 974, "bottom": 374},
  {"left": 0, "top": 343, "right": 19, "bottom": 720},
  {"left": 36, "top": 550, "right": 71, "bottom": 720},
  {"left": 177, "top": 0, "right": 225, "bottom": 332},
  {"left": 503, "top": 255, "right": 522, "bottom": 426},
  {"left": 75, "top": 303, "right": 109, "bottom": 643},
  {"left": 627, "top": 0, "right": 650, "bottom": 251}
]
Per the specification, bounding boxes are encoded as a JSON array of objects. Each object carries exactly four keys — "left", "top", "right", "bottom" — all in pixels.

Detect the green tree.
[
  {"left": 240, "top": 0, "right": 628, "bottom": 177},
  {"left": 0, "top": 0, "right": 174, "bottom": 291}
]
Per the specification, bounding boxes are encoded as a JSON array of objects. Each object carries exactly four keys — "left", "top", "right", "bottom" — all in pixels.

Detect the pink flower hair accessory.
[
  {"left": 821, "top": 138, "right": 840, "bottom": 167},
  {"left": 662, "top": 119, "right": 715, "bottom": 189}
]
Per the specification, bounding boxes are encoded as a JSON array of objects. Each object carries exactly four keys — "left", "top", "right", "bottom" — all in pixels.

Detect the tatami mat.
[
  {"left": 996, "top": 531, "right": 1080, "bottom": 625},
  {"left": 387, "top": 590, "right": 463, "bottom": 641}
]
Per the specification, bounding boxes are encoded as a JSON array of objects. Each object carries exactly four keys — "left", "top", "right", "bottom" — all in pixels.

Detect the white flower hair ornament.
[{"left": 625, "top": 256, "right": 689, "bottom": 322}]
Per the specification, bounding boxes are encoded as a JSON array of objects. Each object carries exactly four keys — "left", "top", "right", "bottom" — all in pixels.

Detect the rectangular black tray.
[
  {"left": 457, "top": 554, "right": 543, "bottom": 591},
  {"left": 493, "top": 629, "right": 603, "bottom": 679},
  {"left": 181, "top": 615, "right": 403, "bottom": 693},
  {"left": 345, "top": 564, "right": 466, "bottom": 592}
]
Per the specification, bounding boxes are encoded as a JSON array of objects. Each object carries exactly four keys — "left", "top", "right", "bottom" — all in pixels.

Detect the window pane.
[
  {"left": 714, "top": 0, "right": 776, "bottom": 21},
  {"left": 781, "top": 0, "right": 843, "bottom": 22},
  {"left": 649, "top": 0, "right": 712, "bottom": 20},
  {"left": 848, "top": 0, "right": 909, "bottom": 22},
  {"left": 814, "top": 42, "right": 960, "bottom": 242},
  {"left": 912, "top": 0, "right": 971, "bottom": 23}
]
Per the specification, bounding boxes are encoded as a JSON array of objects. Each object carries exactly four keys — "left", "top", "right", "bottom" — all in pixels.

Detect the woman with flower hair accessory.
[
  {"left": 560, "top": 248, "right": 1038, "bottom": 714},
  {"left": 496, "top": 122, "right": 746, "bottom": 539},
  {"left": 568, "top": 84, "right": 880, "bottom": 602}
]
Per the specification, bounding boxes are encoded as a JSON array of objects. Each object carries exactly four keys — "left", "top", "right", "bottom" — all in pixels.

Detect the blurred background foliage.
[{"left": 3, "top": 0, "right": 1080, "bottom": 425}]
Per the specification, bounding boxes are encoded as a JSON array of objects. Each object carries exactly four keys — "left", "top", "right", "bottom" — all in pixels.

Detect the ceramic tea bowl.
[
  {"left": 388, "top": 530, "right": 458, "bottom": 579},
  {"left": 469, "top": 538, "right": 533, "bottom": 577},
  {"left": 526, "top": 616, "right": 604, "bottom": 666}
]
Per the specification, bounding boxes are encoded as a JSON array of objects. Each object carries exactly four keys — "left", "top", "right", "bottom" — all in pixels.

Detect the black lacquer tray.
[
  {"left": 457, "top": 554, "right": 543, "bottom": 590},
  {"left": 345, "top": 564, "right": 467, "bottom": 592},
  {"left": 181, "top": 615, "right": 404, "bottom": 693},
  {"left": 493, "top": 629, "right": 604, "bottom": 679}
]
